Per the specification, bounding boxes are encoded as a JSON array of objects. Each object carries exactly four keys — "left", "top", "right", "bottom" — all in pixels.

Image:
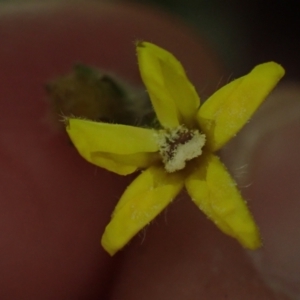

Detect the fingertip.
[
  {"left": 221, "top": 83, "right": 300, "bottom": 298},
  {"left": 0, "top": 1, "right": 223, "bottom": 298}
]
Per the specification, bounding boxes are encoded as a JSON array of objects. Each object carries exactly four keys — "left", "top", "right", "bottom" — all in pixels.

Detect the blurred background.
[
  {"left": 125, "top": 0, "right": 299, "bottom": 81},
  {"left": 0, "top": 0, "right": 298, "bottom": 80}
]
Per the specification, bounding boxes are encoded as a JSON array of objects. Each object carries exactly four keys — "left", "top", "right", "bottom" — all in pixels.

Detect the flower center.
[{"left": 157, "top": 125, "right": 206, "bottom": 173}]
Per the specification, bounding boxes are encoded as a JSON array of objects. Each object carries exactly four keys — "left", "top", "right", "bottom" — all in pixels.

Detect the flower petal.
[
  {"left": 185, "top": 153, "right": 261, "bottom": 249},
  {"left": 137, "top": 42, "right": 200, "bottom": 128},
  {"left": 90, "top": 151, "right": 160, "bottom": 175},
  {"left": 197, "top": 62, "right": 285, "bottom": 151},
  {"left": 101, "top": 165, "right": 184, "bottom": 255},
  {"left": 66, "top": 118, "right": 160, "bottom": 174},
  {"left": 67, "top": 118, "right": 159, "bottom": 153}
]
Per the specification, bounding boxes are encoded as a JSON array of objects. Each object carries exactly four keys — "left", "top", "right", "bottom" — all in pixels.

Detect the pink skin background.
[{"left": 0, "top": 1, "right": 299, "bottom": 299}]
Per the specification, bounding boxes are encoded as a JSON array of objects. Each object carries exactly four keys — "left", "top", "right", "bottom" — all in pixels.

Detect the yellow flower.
[{"left": 66, "top": 42, "right": 285, "bottom": 256}]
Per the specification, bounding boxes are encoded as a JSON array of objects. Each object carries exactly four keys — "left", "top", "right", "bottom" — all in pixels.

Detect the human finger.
[{"left": 0, "top": 1, "right": 222, "bottom": 298}]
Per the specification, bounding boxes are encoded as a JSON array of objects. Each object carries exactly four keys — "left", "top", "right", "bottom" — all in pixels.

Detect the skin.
[{"left": 0, "top": 1, "right": 299, "bottom": 299}]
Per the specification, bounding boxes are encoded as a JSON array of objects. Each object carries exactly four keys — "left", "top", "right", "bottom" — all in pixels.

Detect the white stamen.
[{"left": 157, "top": 125, "right": 206, "bottom": 173}]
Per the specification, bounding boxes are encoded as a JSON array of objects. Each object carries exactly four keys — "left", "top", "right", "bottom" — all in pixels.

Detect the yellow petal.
[
  {"left": 90, "top": 151, "right": 160, "bottom": 175},
  {"left": 185, "top": 153, "right": 261, "bottom": 249},
  {"left": 198, "top": 62, "right": 285, "bottom": 151},
  {"left": 137, "top": 41, "right": 200, "bottom": 128},
  {"left": 66, "top": 117, "right": 159, "bottom": 154},
  {"left": 101, "top": 166, "right": 184, "bottom": 255}
]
